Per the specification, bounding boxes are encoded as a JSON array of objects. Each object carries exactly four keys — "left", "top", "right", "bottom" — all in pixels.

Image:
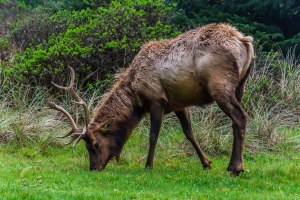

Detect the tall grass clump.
[
  {"left": 0, "top": 81, "right": 59, "bottom": 150},
  {"left": 244, "top": 47, "right": 299, "bottom": 151},
  {"left": 0, "top": 62, "right": 106, "bottom": 152}
]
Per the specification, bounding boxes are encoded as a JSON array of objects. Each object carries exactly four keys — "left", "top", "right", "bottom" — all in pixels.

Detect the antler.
[{"left": 48, "top": 66, "right": 90, "bottom": 147}]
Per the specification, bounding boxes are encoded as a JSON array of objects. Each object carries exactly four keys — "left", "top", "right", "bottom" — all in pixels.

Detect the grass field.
[
  {"left": 1, "top": 125, "right": 299, "bottom": 200},
  {"left": 0, "top": 48, "right": 299, "bottom": 199}
]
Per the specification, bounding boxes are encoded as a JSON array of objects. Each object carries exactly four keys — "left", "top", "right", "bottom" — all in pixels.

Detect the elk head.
[{"left": 48, "top": 67, "right": 116, "bottom": 171}]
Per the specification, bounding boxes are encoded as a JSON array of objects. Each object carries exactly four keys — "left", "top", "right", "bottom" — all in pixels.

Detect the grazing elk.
[{"left": 49, "top": 23, "right": 254, "bottom": 176}]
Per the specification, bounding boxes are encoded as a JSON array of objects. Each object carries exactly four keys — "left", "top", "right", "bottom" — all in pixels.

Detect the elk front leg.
[
  {"left": 145, "top": 103, "right": 165, "bottom": 169},
  {"left": 175, "top": 109, "right": 211, "bottom": 169}
]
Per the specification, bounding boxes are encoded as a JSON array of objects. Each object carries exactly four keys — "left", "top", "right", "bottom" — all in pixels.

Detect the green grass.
[
  {"left": 1, "top": 127, "right": 300, "bottom": 200},
  {"left": 0, "top": 47, "right": 299, "bottom": 199}
]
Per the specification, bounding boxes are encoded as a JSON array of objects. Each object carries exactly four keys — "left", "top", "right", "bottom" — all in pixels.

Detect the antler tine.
[
  {"left": 65, "top": 134, "right": 85, "bottom": 146},
  {"left": 49, "top": 67, "right": 90, "bottom": 147},
  {"left": 71, "top": 134, "right": 85, "bottom": 147},
  {"left": 57, "top": 130, "right": 73, "bottom": 139},
  {"left": 65, "top": 126, "right": 87, "bottom": 147},
  {"left": 48, "top": 102, "right": 80, "bottom": 134},
  {"left": 51, "top": 66, "right": 90, "bottom": 127}
]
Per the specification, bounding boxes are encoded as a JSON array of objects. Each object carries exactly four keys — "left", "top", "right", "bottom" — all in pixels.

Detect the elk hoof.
[
  {"left": 90, "top": 166, "right": 103, "bottom": 171},
  {"left": 229, "top": 169, "right": 244, "bottom": 177},
  {"left": 145, "top": 164, "right": 153, "bottom": 170},
  {"left": 202, "top": 161, "right": 212, "bottom": 169},
  {"left": 227, "top": 162, "right": 244, "bottom": 176}
]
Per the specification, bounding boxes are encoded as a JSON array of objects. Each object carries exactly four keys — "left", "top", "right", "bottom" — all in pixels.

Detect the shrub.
[
  {"left": 0, "top": 0, "right": 30, "bottom": 61},
  {"left": 6, "top": 0, "right": 179, "bottom": 89}
]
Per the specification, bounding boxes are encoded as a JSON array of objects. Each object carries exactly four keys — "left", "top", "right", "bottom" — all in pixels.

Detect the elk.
[{"left": 49, "top": 23, "right": 254, "bottom": 176}]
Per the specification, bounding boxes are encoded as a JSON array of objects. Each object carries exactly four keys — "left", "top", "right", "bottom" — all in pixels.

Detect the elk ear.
[{"left": 99, "top": 118, "right": 115, "bottom": 133}]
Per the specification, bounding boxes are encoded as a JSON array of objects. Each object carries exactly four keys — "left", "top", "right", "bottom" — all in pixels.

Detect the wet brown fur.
[{"left": 84, "top": 23, "right": 254, "bottom": 175}]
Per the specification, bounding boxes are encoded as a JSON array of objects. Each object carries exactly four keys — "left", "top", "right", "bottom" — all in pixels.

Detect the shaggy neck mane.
[{"left": 92, "top": 70, "right": 144, "bottom": 157}]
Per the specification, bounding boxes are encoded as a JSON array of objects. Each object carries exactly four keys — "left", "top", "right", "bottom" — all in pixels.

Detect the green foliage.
[
  {"left": 17, "top": 0, "right": 92, "bottom": 11},
  {"left": 0, "top": 0, "right": 29, "bottom": 35},
  {"left": 0, "top": 37, "right": 8, "bottom": 52},
  {"left": 168, "top": 0, "right": 300, "bottom": 54},
  {"left": 0, "top": 0, "right": 32, "bottom": 62},
  {"left": 6, "top": 0, "right": 179, "bottom": 88}
]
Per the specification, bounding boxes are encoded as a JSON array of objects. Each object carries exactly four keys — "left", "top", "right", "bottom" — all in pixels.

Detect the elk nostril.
[{"left": 93, "top": 142, "right": 99, "bottom": 149}]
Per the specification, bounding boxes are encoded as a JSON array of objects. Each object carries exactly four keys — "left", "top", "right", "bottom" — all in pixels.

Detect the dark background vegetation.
[{"left": 0, "top": 0, "right": 299, "bottom": 88}]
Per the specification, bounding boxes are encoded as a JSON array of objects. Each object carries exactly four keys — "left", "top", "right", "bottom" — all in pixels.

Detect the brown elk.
[{"left": 49, "top": 23, "right": 254, "bottom": 176}]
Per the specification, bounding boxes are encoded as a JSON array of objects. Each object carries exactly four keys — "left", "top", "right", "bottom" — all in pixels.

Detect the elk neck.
[{"left": 92, "top": 74, "right": 145, "bottom": 145}]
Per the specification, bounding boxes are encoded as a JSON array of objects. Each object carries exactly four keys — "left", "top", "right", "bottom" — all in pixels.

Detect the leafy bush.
[
  {"left": 0, "top": 0, "right": 30, "bottom": 60},
  {"left": 6, "top": 0, "right": 179, "bottom": 89},
  {"left": 17, "top": 0, "right": 104, "bottom": 11}
]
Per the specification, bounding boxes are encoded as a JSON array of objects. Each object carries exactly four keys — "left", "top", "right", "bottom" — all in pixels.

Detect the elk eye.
[
  {"left": 86, "top": 143, "right": 91, "bottom": 149},
  {"left": 93, "top": 142, "right": 99, "bottom": 149}
]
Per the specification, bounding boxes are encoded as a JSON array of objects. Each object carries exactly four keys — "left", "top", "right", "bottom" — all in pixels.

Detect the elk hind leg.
[
  {"left": 221, "top": 98, "right": 247, "bottom": 176},
  {"left": 209, "top": 84, "right": 248, "bottom": 176}
]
